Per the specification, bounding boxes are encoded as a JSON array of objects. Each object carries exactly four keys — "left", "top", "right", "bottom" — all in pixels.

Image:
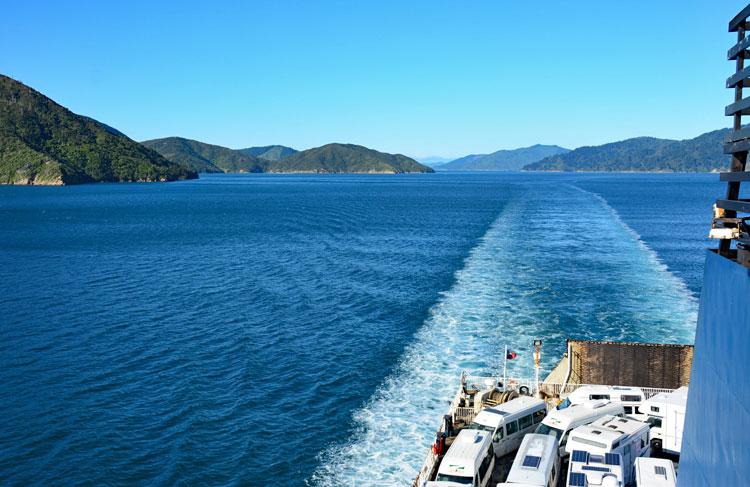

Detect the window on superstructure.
[
  {"left": 506, "top": 420, "right": 519, "bottom": 435},
  {"left": 518, "top": 414, "right": 533, "bottom": 430}
]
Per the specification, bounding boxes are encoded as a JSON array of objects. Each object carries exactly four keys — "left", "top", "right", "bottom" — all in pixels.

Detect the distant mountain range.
[
  {"left": 0, "top": 75, "right": 196, "bottom": 185},
  {"left": 1, "top": 73, "right": 735, "bottom": 184},
  {"left": 142, "top": 137, "right": 267, "bottom": 173},
  {"left": 524, "top": 130, "right": 729, "bottom": 172},
  {"left": 268, "top": 143, "right": 433, "bottom": 174},
  {"left": 440, "top": 144, "right": 570, "bottom": 171},
  {"left": 238, "top": 145, "right": 297, "bottom": 161},
  {"left": 417, "top": 156, "right": 454, "bottom": 167},
  {"left": 143, "top": 139, "right": 432, "bottom": 175}
]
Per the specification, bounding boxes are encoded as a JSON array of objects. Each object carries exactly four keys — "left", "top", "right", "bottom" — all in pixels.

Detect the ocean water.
[{"left": 0, "top": 173, "right": 720, "bottom": 486}]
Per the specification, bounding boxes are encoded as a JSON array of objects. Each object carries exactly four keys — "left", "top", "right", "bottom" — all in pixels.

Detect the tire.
[{"left": 519, "top": 385, "right": 530, "bottom": 396}]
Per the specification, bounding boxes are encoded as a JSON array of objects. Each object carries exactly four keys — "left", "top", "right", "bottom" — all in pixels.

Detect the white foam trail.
[
  {"left": 309, "top": 183, "right": 698, "bottom": 486},
  {"left": 568, "top": 183, "right": 698, "bottom": 340}
]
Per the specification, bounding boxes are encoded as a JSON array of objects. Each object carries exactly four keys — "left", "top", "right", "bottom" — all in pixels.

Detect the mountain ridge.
[
  {"left": 0, "top": 75, "right": 197, "bottom": 185},
  {"left": 238, "top": 145, "right": 297, "bottom": 161},
  {"left": 524, "top": 130, "right": 729, "bottom": 172},
  {"left": 440, "top": 144, "right": 570, "bottom": 171},
  {"left": 271, "top": 143, "right": 433, "bottom": 174},
  {"left": 142, "top": 137, "right": 267, "bottom": 173}
]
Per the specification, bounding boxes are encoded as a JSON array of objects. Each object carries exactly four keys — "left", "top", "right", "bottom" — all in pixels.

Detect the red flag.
[{"left": 506, "top": 350, "right": 517, "bottom": 360}]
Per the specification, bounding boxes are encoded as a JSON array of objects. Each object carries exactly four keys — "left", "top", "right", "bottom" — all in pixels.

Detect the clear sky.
[{"left": 0, "top": 1, "right": 744, "bottom": 158}]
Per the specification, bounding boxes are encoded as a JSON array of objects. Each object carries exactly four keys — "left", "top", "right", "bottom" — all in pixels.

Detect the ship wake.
[{"left": 309, "top": 182, "right": 697, "bottom": 486}]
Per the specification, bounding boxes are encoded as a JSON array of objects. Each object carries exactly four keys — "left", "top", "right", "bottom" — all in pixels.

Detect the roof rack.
[{"left": 713, "top": 4, "right": 750, "bottom": 263}]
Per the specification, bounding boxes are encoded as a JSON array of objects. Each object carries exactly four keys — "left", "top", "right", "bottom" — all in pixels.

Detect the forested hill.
[
  {"left": 0, "top": 75, "right": 197, "bottom": 185},
  {"left": 269, "top": 143, "right": 434, "bottom": 173},
  {"left": 142, "top": 137, "right": 267, "bottom": 173},
  {"left": 524, "top": 129, "right": 730, "bottom": 172},
  {"left": 238, "top": 145, "right": 297, "bottom": 161},
  {"left": 441, "top": 144, "right": 570, "bottom": 171}
]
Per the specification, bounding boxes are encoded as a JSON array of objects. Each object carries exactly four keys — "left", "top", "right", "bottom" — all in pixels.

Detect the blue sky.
[{"left": 0, "top": 1, "right": 743, "bottom": 158}]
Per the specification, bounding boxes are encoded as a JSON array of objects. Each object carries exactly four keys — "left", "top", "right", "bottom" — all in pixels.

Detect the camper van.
[
  {"left": 535, "top": 401, "right": 625, "bottom": 456},
  {"left": 634, "top": 457, "right": 677, "bottom": 487},
  {"left": 469, "top": 396, "right": 547, "bottom": 457},
  {"left": 496, "top": 434, "right": 560, "bottom": 487},
  {"left": 564, "top": 415, "right": 650, "bottom": 485},
  {"left": 566, "top": 385, "right": 646, "bottom": 418},
  {"left": 427, "top": 429, "right": 495, "bottom": 487},
  {"left": 567, "top": 450, "right": 624, "bottom": 487},
  {"left": 641, "top": 387, "right": 687, "bottom": 455}
]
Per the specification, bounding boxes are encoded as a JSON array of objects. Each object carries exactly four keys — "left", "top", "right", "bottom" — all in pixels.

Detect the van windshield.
[
  {"left": 469, "top": 422, "right": 495, "bottom": 433},
  {"left": 436, "top": 473, "right": 473, "bottom": 484},
  {"left": 535, "top": 423, "right": 563, "bottom": 440}
]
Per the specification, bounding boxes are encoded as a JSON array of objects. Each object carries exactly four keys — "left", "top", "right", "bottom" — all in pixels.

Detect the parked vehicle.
[
  {"left": 469, "top": 396, "right": 547, "bottom": 457},
  {"left": 496, "top": 434, "right": 560, "bottom": 487},
  {"left": 535, "top": 401, "right": 625, "bottom": 456},
  {"left": 565, "top": 385, "right": 647, "bottom": 418},
  {"left": 427, "top": 429, "right": 495, "bottom": 487},
  {"left": 634, "top": 457, "right": 677, "bottom": 486},
  {"left": 564, "top": 415, "right": 650, "bottom": 485},
  {"left": 641, "top": 387, "right": 688, "bottom": 455},
  {"left": 567, "top": 450, "right": 624, "bottom": 487}
]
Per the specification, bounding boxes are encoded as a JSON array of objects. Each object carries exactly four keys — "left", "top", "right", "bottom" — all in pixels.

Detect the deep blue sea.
[{"left": 0, "top": 173, "right": 720, "bottom": 486}]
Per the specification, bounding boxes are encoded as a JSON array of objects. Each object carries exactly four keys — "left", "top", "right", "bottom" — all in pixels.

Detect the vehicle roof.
[
  {"left": 506, "top": 434, "right": 558, "bottom": 485},
  {"left": 635, "top": 457, "right": 677, "bottom": 486},
  {"left": 473, "top": 396, "right": 545, "bottom": 426},
  {"left": 568, "top": 424, "right": 626, "bottom": 446},
  {"left": 590, "top": 415, "right": 649, "bottom": 435},
  {"left": 542, "top": 401, "right": 624, "bottom": 429},
  {"left": 437, "top": 429, "right": 492, "bottom": 476},
  {"left": 426, "top": 482, "right": 472, "bottom": 487},
  {"left": 646, "top": 387, "right": 688, "bottom": 407}
]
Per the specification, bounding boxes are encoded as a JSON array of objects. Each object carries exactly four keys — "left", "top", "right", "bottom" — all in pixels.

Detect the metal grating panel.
[{"left": 655, "top": 465, "right": 668, "bottom": 478}]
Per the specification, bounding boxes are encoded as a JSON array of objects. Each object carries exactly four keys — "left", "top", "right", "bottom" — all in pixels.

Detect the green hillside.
[
  {"left": 238, "top": 145, "right": 297, "bottom": 161},
  {"left": 142, "top": 137, "right": 267, "bottom": 173},
  {"left": 441, "top": 144, "right": 570, "bottom": 171},
  {"left": 0, "top": 74, "right": 197, "bottom": 185},
  {"left": 525, "top": 130, "right": 730, "bottom": 172},
  {"left": 271, "top": 143, "right": 433, "bottom": 173}
]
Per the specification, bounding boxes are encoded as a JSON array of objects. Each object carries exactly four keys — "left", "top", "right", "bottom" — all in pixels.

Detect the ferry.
[{"left": 413, "top": 4, "right": 750, "bottom": 486}]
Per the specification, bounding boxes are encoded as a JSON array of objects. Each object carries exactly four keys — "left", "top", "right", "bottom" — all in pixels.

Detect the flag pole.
[{"left": 503, "top": 345, "right": 507, "bottom": 391}]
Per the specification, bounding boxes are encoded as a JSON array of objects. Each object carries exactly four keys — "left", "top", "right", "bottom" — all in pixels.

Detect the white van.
[
  {"left": 496, "top": 434, "right": 560, "bottom": 487},
  {"left": 428, "top": 429, "right": 495, "bottom": 487},
  {"left": 564, "top": 415, "right": 650, "bottom": 485},
  {"left": 634, "top": 457, "right": 677, "bottom": 487},
  {"left": 469, "top": 396, "right": 547, "bottom": 457},
  {"left": 642, "top": 387, "right": 688, "bottom": 455},
  {"left": 566, "top": 385, "right": 646, "bottom": 418},
  {"left": 535, "top": 400, "right": 625, "bottom": 456}
]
